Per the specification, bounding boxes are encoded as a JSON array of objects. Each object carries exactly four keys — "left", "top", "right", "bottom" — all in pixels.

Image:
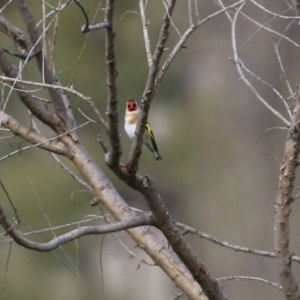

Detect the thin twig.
[
  {"left": 218, "top": 276, "right": 282, "bottom": 290},
  {"left": 238, "top": 10, "right": 300, "bottom": 49},
  {"left": 49, "top": 0, "right": 63, "bottom": 70},
  {"left": 178, "top": 222, "right": 300, "bottom": 263},
  {"left": 0, "top": 119, "right": 90, "bottom": 163},
  {"left": 0, "top": 181, "right": 20, "bottom": 223},
  {"left": 50, "top": 145, "right": 92, "bottom": 190},
  {"left": 230, "top": 3, "right": 290, "bottom": 125},
  {"left": 0, "top": 75, "right": 92, "bottom": 101},
  {"left": 139, "top": 0, "right": 153, "bottom": 67},
  {"left": 113, "top": 232, "right": 156, "bottom": 267},
  {"left": 250, "top": 0, "right": 300, "bottom": 20},
  {"left": 82, "top": 22, "right": 110, "bottom": 33},
  {"left": 73, "top": 0, "right": 90, "bottom": 32},
  {"left": 235, "top": 59, "right": 292, "bottom": 120},
  {"left": 71, "top": 0, "right": 103, "bottom": 84},
  {"left": 155, "top": 0, "right": 244, "bottom": 90}
]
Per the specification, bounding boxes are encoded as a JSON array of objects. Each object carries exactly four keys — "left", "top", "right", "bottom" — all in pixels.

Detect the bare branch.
[
  {"left": 0, "top": 200, "right": 154, "bottom": 251},
  {"left": 178, "top": 222, "right": 300, "bottom": 263},
  {"left": 0, "top": 14, "right": 32, "bottom": 53},
  {"left": 2, "top": 47, "right": 37, "bottom": 60},
  {"left": 53, "top": 152, "right": 93, "bottom": 191},
  {"left": 236, "top": 60, "right": 292, "bottom": 120},
  {"left": 0, "top": 180, "right": 20, "bottom": 223},
  {"left": 72, "top": 1, "right": 110, "bottom": 37},
  {"left": 0, "top": 110, "right": 67, "bottom": 155},
  {"left": 81, "top": 22, "right": 110, "bottom": 33},
  {"left": 1, "top": 215, "right": 104, "bottom": 238},
  {"left": 0, "top": 47, "right": 60, "bottom": 129},
  {"left": 0, "top": 119, "right": 90, "bottom": 163},
  {"left": 230, "top": 3, "right": 290, "bottom": 126},
  {"left": 0, "top": 75, "right": 92, "bottom": 101},
  {"left": 250, "top": 0, "right": 300, "bottom": 20},
  {"left": 218, "top": 276, "right": 282, "bottom": 290},
  {"left": 155, "top": 1, "right": 244, "bottom": 90},
  {"left": 72, "top": 0, "right": 90, "bottom": 32},
  {"left": 104, "top": 0, "right": 122, "bottom": 167},
  {"left": 97, "top": 135, "right": 109, "bottom": 154},
  {"left": 274, "top": 91, "right": 300, "bottom": 299},
  {"left": 139, "top": 0, "right": 153, "bottom": 67},
  {"left": 130, "top": 175, "right": 226, "bottom": 300},
  {"left": 113, "top": 232, "right": 156, "bottom": 267},
  {"left": 30, "top": 118, "right": 92, "bottom": 191},
  {"left": 188, "top": 0, "right": 200, "bottom": 26},
  {"left": 73, "top": 0, "right": 109, "bottom": 33},
  {"left": 238, "top": 10, "right": 300, "bottom": 49},
  {"left": 71, "top": 146, "right": 204, "bottom": 299}
]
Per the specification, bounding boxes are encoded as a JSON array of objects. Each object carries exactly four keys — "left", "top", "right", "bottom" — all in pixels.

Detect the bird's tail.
[
  {"left": 153, "top": 151, "right": 162, "bottom": 160},
  {"left": 146, "top": 143, "right": 162, "bottom": 160}
]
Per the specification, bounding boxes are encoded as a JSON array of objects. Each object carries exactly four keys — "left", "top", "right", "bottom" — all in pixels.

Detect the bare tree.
[{"left": 1, "top": 0, "right": 300, "bottom": 299}]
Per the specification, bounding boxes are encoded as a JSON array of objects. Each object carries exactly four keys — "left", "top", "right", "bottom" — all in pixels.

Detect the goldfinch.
[{"left": 125, "top": 100, "right": 162, "bottom": 160}]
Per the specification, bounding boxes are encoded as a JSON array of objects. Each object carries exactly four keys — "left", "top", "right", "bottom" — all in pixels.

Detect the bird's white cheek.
[{"left": 125, "top": 124, "right": 136, "bottom": 140}]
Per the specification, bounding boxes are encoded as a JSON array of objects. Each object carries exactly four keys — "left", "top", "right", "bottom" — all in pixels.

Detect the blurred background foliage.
[{"left": 0, "top": 0, "right": 299, "bottom": 299}]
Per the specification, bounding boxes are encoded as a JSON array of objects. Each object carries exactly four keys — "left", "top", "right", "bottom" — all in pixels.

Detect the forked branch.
[
  {"left": 127, "top": 0, "right": 176, "bottom": 173},
  {"left": 16, "top": 0, "right": 77, "bottom": 134}
]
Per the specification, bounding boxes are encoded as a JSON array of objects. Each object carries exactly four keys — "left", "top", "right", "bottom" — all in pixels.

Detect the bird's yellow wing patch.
[
  {"left": 145, "top": 123, "right": 159, "bottom": 152},
  {"left": 145, "top": 123, "right": 155, "bottom": 140}
]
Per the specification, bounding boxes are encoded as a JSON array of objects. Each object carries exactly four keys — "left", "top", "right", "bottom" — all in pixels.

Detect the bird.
[{"left": 125, "top": 100, "right": 162, "bottom": 160}]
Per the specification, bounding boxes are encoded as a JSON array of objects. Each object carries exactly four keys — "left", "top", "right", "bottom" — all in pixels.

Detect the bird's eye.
[{"left": 128, "top": 103, "right": 136, "bottom": 110}]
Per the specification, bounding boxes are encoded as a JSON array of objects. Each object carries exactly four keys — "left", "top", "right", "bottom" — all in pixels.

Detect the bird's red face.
[{"left": 126, "top": 100, "right": 138, "bottom": 112}]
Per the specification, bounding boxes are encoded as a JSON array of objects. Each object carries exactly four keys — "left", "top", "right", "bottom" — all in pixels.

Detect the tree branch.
[
  {"left": 72, "top": 0, "right": 89, "bottom": 32},
  {"left": 0, "top": 75, "right": 92, "bottom": 101},
  {"left": 274, "top": 90, "right": 300, "bottom": 299},
  {"left": 0, "top": 14, "right": 35, "bottom": 56},
  {"left": 230, "top": 3, "right": 291, "bottom": 126},
  {"left": 0, "top": 110, "right": 67, "bottom": 155},
  {"left": 218, "top": 276, "right": 282, "bottom": 290},
  {"left": 131, "top": 175, "right": 226, "bottom": 300},
  {"left": 0, "top": 46, "right": 61, "bottom": 130},
  {"left": 139, "top": 0, "right": 153, "bottom": 67},
  {"left": 70, "top": 142, "right": 204, "bottom": 299},
  {"left": 178, "top": 222, "right": 300, "bottom": 263},
  {"left": 104, "top": 0, "right": 122, "bottom": 167},
  {"left": 0, "top": 201, "right": 154, "bottom": 251},
  {"left": 250, "top": 0, "right": 300, "bottom": 20},
  {"left": 81, "top": 22, "right": 110, "bottom": 33}
]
